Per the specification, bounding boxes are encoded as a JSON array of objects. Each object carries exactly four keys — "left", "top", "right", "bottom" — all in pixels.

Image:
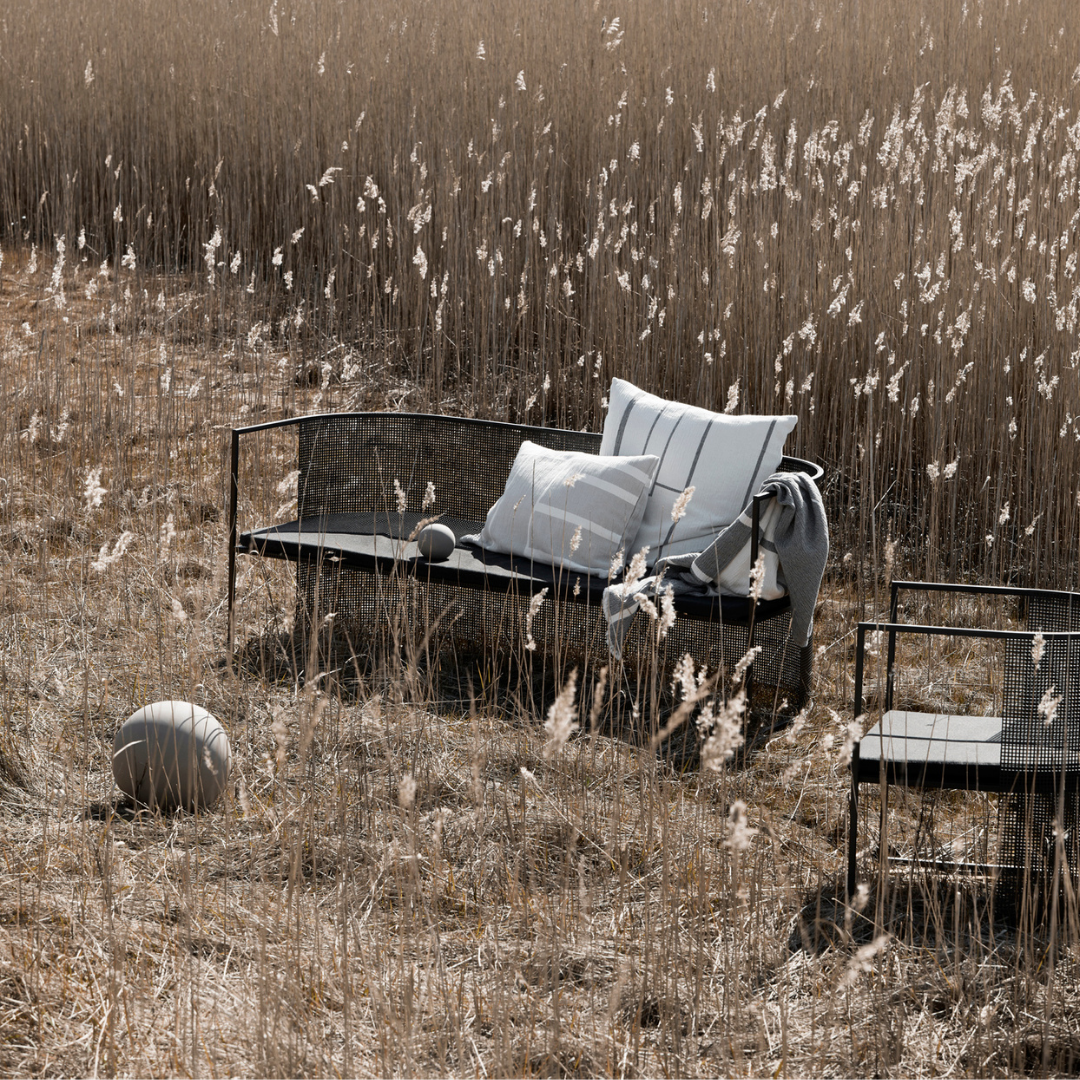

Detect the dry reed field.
[{"left": 4, "top": 0, "right": 1080, "bottom": 1075}]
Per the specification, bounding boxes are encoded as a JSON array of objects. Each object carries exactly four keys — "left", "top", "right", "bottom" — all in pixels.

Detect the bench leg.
[
  {"left": 847, "top": 742, "right": 859, "bottom": 901},
  {"left": 227, "top": 429, "right": 240, "bottom": 665}
]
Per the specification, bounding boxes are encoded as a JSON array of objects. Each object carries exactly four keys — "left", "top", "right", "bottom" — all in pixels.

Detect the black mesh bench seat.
[
  {"left": 227, "top": 412, "right": 823, "bottom": 708},
  {"left": 238, "top": 510, "right": 794, "bottom": 625}
]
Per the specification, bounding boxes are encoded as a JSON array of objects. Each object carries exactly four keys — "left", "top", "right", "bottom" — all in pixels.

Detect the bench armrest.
[{"left": 228, "top": 414, "right": 317, "bottom": 653}]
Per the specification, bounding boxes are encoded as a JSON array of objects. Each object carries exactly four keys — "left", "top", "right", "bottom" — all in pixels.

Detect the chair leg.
[
  {"left": 879, "top": 782, "right": 888, "bottom": 883},
  {"left": 847, "top": 743, "right": 859, "bottom": 901}
]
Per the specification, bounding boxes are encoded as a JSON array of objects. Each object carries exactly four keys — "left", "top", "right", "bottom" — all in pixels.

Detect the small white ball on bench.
[{"left": 416, "top": 522, "right": 456, "bottom": 561}]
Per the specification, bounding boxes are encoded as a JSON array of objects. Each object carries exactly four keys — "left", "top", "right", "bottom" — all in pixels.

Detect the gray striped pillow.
[
  {"left": 470, "top": 440, "right": 659, "bottom": 575},
  {"left": 600, "top": 378, "right": 797, "bottom": 562}
]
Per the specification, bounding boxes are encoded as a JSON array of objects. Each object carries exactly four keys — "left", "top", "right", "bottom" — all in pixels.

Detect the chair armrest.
[
  {"left": 889, "top": 580, "right": 1080, "bottom": 621},
  {"left": 853, "top": 619, "right": 1080, "bottom": 723}
]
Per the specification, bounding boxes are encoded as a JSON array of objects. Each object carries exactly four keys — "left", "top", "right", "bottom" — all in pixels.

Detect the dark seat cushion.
[{"left": 239, "top": 512, "right": 792, "bottom": 625}]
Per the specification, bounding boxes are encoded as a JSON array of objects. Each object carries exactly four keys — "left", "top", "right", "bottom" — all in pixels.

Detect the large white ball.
[
  {"left": 415, "top": 522, "right": 456, "bottom": 561},
  {"left": 113, "top": 701, "right": 231, "bottom": 812}
]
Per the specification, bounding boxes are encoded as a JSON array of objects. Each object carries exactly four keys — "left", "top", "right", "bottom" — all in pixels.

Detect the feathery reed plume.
[
  {"left": 82, "top": 466, "right": 106, "bottom": 512},
  {"left": 725, "top": 800, "right": 757, "bottom": 852},
  {"left": 542, "top": 668, "right": 578, "bottom": 758},
  {"left": 670, "top": 485, "right": 695, "bottom": 524},
  {"left": 1032, "top": 632, "right": 1046, "bottom": 670},
  {"left": 525, "top": 588, "right": 548, "bottom": 651}
]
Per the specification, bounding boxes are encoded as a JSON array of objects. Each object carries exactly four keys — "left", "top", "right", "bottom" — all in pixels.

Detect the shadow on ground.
[{"left": 228, "top": 623, "right": 803, "bottom": 774}]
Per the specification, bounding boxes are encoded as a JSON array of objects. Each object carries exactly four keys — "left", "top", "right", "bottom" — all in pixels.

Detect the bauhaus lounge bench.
[{"left": 226, "top": 411, "right": 823, "bottom": 708}]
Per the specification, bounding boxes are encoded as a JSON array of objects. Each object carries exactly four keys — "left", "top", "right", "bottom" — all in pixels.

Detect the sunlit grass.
[
  {"left": 3, "top": 0, "right": 1080, "bottom": 1075},
  {"left": 3, "top": 0, "right": 1080, "bottom": 582}
]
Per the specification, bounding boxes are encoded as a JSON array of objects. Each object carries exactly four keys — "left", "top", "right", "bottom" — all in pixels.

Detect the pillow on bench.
[
  {"left": 600, "top": 377, "right": 797, "bottom": 563},
  {"left": 465, "top": 440, "right": 659, "bottom": 576}
]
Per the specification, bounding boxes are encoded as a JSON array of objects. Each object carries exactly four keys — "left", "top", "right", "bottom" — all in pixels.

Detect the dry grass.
[
  {"left": 4, "top": 0, "right": 1080, "bottom": 581},
  {"left": 4, "top": 0, "right": 1080, "bottom": 1076},
  {"left": 1, "top": 222, "right": 1079, "bottom": 1080}
]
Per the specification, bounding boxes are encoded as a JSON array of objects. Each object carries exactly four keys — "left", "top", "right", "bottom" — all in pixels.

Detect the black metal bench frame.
[{"left": 226, "top": 412, "right": 823, "bottom": 708}]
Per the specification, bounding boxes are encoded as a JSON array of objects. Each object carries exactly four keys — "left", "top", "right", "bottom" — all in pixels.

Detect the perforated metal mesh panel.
[
  {"left": 297, "top": 561, "right": 810, "bottom": 708},
  {"left": 296, "top": 413, "right": 600, "bottom": 522},
  {"left": 290, "top": 413, "right": 813, "bottom": 710},
  {"left": 998, "top": 592, "right": 1080, "bottom": 905}
]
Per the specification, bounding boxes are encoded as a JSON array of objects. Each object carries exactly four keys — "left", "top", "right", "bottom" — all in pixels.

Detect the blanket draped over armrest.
[{"left": 602, "top": 472, "right": 829, "bottom": 660}]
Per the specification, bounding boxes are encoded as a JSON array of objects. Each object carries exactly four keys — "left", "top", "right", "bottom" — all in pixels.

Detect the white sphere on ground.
[
  {"left": 113, "top": 701, "right": 231, "bottom": 812},
  {"left": 415, "top": 522, "right": 456, "bottom": 561}
]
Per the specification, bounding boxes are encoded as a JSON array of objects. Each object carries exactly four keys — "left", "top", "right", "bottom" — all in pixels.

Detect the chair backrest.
[
  {"left": 998, "top": 591, "right": 1080, "bottom": 901},
  {"left": 1000, "top": 593, "right": 1080, "bottom": 776},
  {"left": 1026, "top": 590, "right": 1080, "bottom": 634}
]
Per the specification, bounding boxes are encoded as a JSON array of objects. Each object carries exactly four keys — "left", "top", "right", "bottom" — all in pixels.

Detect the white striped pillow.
[
  {"left": 600, "top": 378, "right": 797, "bottom": 563},
  {"left": 469, "top": 441, "right": 659, "bottom": 575}
]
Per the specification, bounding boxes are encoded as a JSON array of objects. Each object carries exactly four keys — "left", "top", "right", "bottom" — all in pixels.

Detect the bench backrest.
[
  {"left": 296, "top": 413, "right": 600, "bottom": 525},
  {"left": 294, "top": 411, "right": 822, "bottom": 527}
]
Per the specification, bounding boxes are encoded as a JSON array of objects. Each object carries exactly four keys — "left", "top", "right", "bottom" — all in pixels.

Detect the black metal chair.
[{"left": 847, "top": 581, "right": 1080, "bottom": 909}]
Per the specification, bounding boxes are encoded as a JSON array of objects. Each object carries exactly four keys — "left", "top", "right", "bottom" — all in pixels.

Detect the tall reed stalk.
[{"left": 5, "top": 0, "right": 1080, "bottom": 585}]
